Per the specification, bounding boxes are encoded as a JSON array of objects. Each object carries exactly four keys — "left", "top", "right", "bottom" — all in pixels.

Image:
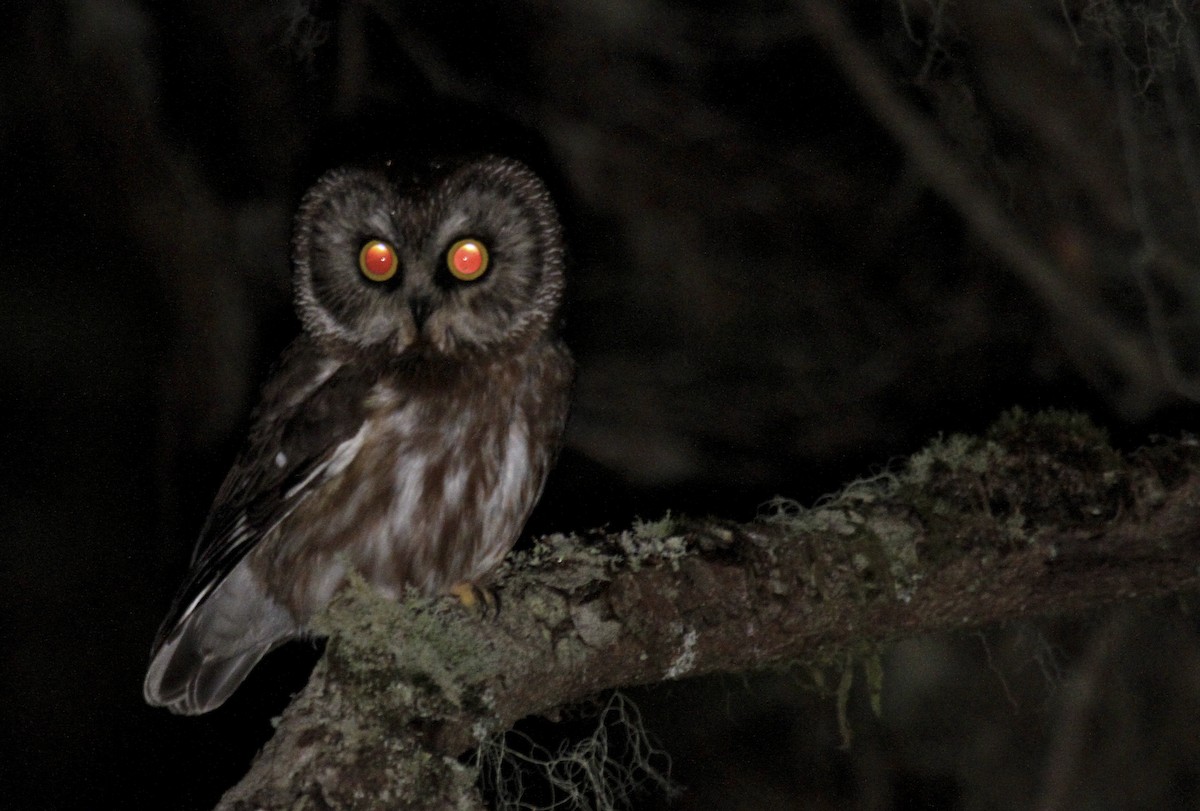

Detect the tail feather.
[{"left": 144, "top": 562, "right": 297, "bottom": 715}]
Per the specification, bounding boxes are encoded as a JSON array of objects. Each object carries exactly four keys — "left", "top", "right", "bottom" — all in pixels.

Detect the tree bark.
[{"left": 215, "top": 410, "right": 1200, "bottom": 809}]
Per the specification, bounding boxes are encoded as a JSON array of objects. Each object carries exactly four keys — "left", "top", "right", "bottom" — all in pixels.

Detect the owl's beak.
[{"left": 409, "top": 296, "right": 433, "bottom": 330}]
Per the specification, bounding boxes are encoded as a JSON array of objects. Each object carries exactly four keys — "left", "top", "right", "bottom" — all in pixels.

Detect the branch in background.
[
  {"left": 800, "top": 0, "right": 1165, "bottom": 405},
  {"left": 216, "top": 410, "right": 1200, "bottom": 809}
]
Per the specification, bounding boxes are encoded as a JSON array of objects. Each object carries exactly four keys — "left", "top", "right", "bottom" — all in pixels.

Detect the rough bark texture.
[{"left": 215, "top": 410, "right": 1200, "bottom": 809}]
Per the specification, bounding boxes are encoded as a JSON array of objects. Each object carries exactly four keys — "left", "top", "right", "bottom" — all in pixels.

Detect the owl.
[{"left": 144, "top": 157, "right": 574, "bottom": 715}]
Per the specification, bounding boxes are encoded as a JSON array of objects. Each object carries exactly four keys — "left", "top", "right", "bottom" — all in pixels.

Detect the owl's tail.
[{"left": 143, "top": 562, "right": 297, "bottom": 715}]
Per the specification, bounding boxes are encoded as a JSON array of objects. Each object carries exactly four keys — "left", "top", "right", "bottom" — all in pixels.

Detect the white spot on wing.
[{"left": 274, "top": 452, "right": 287, "bottom": 468}]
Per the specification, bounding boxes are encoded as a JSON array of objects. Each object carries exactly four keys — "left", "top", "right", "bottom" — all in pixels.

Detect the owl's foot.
[{"left": 449, "top": 581, "right": 500, "bottom": 618}]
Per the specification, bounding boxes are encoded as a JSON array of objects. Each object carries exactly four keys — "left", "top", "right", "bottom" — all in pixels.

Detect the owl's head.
[{"left": 292, "top": 157, "right": 565, "bottom": 356}]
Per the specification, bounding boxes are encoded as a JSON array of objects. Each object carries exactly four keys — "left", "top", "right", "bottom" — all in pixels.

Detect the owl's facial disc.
[
  {"left": 413, "top": 165, "right": 564, "bottom": 353},
  {"left": 292, "top": 158, "right": 564, "bottom": 357}
]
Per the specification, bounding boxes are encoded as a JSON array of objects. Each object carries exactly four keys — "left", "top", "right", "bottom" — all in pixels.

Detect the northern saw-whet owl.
[{"left": 144, "top": 157, "right": 574, "bottom": 715}]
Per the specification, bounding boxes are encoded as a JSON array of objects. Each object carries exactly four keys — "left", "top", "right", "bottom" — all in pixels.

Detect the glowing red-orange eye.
[
  {"left": 359, "top": 240, "right": 398, "bottom": 282},
  {"left": 447, "top": 238, "right": 489, "bottom": 281}
]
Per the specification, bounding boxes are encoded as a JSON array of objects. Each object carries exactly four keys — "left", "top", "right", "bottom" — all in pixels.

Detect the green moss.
[
  {"left": 313, "top": 572, "right": 495, "bottom": 723},
  {"left": 615, "top": 514, "right": 692, "bottom": 571},
  {"left": 630, "top": 511, "right": 677, "bottom": 539},
  {"left": 506, "top": 531, "right": 619, "bottom": 588},
  {"left": 892, "top": 408, "right": 1133, "bottom": 565},
  {"left": 754, "top": 408, "right": 1152, "bottom": 617}
]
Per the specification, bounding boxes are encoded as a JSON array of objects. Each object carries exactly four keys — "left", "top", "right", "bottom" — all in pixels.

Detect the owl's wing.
[{"left": 145, "top": 337, "right": 379, "bottom": 714}]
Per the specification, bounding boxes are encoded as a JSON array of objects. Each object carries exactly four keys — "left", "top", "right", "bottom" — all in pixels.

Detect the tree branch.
[
  {"left": 216, "top": 410, "right": 1200, "bottom": 809},
  {"left": 799, "top": 0, "right": 1166, "bottom": 409}
]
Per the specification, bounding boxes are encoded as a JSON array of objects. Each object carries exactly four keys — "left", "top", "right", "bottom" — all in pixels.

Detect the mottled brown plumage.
[{"left": 145, "top": 157, "right": 573, "bottom": 714}]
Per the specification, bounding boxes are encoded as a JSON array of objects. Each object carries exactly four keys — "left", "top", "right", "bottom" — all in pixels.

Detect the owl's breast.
[{"left": 259, "top": 360, "right": 552, "bottom": 618}]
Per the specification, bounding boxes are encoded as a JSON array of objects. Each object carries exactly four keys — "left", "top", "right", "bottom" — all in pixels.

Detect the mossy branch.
[{"left": 215, "top": 410, "right": 1200, "bottom": 810}]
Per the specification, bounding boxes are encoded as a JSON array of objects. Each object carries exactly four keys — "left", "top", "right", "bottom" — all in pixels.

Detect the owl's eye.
[
  {"left": 359, "top": 240, "right": 398, "bottom": 282},
  {"left": 446, "top": 238, "right": 489, "bottom": 281}
]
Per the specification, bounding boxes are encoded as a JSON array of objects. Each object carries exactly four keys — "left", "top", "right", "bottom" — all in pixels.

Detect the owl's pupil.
[{"left": 452, "top": 243, "right": 483, "bottom": 275}]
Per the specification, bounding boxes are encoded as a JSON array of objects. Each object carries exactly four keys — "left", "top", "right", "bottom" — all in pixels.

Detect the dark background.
[{"left": 5, "top": 1, "right": 1200, "bottom": 808}]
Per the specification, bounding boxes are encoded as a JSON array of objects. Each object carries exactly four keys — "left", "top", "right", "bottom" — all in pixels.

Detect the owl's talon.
[{"left": 449, "top": 581, "right": 500, "bottom": 618}]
